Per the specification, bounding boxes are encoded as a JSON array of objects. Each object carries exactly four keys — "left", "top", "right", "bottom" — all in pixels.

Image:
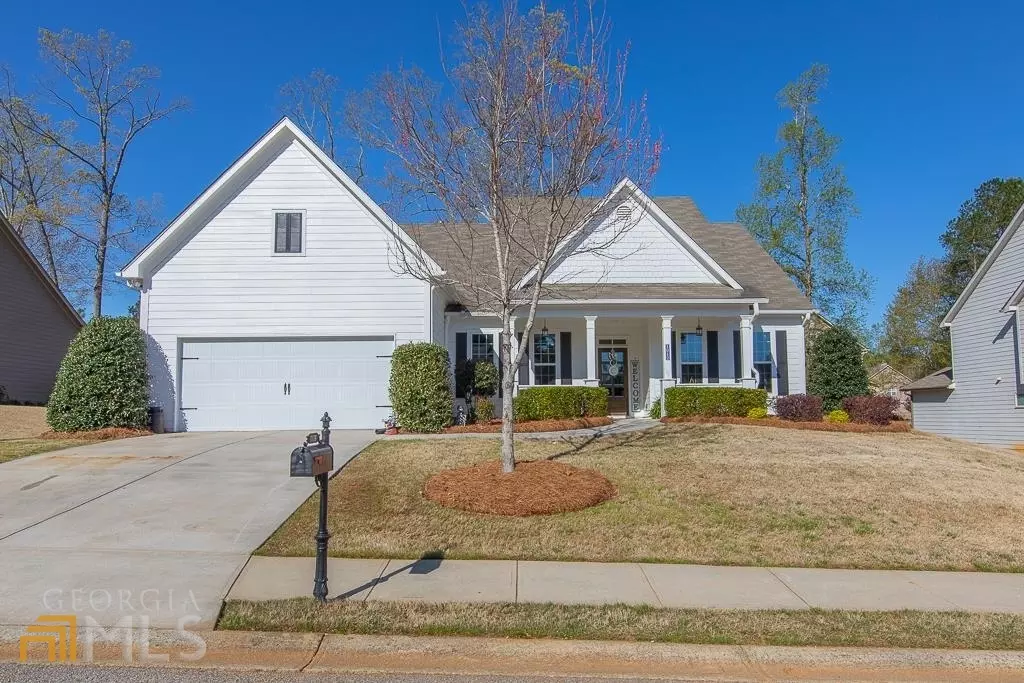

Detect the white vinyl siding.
[
  {"left": 144, "top": 138, "right": 429, "bottom": 430},
  {"left": 546, "top": 199, "right": 719, "bottom": 284}
]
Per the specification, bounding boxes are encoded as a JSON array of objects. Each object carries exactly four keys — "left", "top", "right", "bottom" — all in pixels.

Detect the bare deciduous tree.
[
  {"left": 279, "top": 68, "right": 366, "bottom": 182},
  {"left": 14, "top": 29, "right": 187, "bottom": 318},
  {"left": 0, "top": 68, "right": 87, "bottom": 301},
  {"left": 361, "top": 1, "right": 660, "bottom": 471}
]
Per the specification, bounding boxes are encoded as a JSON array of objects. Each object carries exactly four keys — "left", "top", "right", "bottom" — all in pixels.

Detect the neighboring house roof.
[
  {"left": 405, "top": 194, "right": 812, "bottom": 312},
  {"left": 903, "top": 367, "right": 954, "bottom": 391},
  {"left": 943, "top": 201, "right": 1024, "bottom": 326},
  {"left": 0, "top": 212, "right": 84, "bottom": 328},
  {"left": 868, "top": 362, "right": 913, "bottom": 386},
  {"left": 119, "top": 117, "right": 440, "bottom": 280}
]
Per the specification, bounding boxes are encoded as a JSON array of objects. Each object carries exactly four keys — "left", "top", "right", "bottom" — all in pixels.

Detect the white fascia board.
[
  {"left": 118, "top": 117, "right": 442, "bottom": 280},
  {"left": 537, "top": 297, "right": 768, "bottom": 305},
  {"left": 1001, "top": 280, "right": 1024, "bottom": 312},
  {"left": 943, "top": 201, "right": 1024, "bottom": 326}
]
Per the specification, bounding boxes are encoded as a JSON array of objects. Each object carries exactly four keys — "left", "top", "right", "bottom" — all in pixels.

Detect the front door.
[{"left": 598, "top": 346, "right": 628, "bottom": 415}]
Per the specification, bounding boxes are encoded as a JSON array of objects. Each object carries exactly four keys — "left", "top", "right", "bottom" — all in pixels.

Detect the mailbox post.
[{"left": 289, "top": 412, "right": 334, "bottom": 603}]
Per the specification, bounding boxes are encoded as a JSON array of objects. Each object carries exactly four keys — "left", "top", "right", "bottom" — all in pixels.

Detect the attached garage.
[{"left": 179, "top": 337, "right": 393, "bottom": 431}]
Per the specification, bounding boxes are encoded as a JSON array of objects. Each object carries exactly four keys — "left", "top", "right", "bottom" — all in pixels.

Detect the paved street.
[
  {"left": 231, "top": 555, "right": 1024, "bottom": 613},
  {"left": 0, "top": 430, "right": 375, "bottom": 628}
]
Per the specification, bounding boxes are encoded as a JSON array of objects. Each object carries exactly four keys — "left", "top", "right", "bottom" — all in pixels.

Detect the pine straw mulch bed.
[
  {"left": 423, "top": 459, "right": 617, "bottom": 516},
  {"left": 37, "top": 427, "right": 152, "bottom": 440},
  {"left": 661, "top": 416, "right": 912, "bottom": 433},
  {"left": 441, "top": 416, "right": 613, "bottom": 434}
]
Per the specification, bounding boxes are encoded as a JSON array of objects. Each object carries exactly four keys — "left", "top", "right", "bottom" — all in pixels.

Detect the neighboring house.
[
  {"left": 905, "top": 203, "right": 1024, "bottom": 448},
  {"left": 0, "top": 212, "right": 84, "bottom": 404},
  {"left": 868, "top": 362, "right": 912, "bottom": 402},
  {"left": 119, "top": 118, "right": 814, "bottom": 432}
]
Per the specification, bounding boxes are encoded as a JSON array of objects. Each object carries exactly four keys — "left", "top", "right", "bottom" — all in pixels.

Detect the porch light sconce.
[
  {"left": 695, "top": 318, "right": 703, "bottom": 338},
  {"left": 541, "top": 320, "right": 549, "bottom": 335}
]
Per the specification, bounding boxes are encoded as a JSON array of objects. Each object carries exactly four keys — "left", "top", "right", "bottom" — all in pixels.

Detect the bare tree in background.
[
  {"left": 0, "top": 68, "right": 87, "bottom": 301},
  {"left": 14, "top": 29, "right": 187, "bottom": 318},
  {"left": 361, "top": 1, "right": 660, "bottom": 472},
  {"left": 279, "top": 69, "right": 365, "bottom": 181}
]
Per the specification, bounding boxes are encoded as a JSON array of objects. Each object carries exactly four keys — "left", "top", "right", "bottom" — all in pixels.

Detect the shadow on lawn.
[
  {"left": 543, "top": 422, "right": 726, "bottom": 462},
  {"left": 331, "top": 550, "right": 446, "bottom": 602}
]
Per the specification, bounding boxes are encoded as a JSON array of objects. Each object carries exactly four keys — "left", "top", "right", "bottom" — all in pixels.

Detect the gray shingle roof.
[
  {"left": 403, "top": 196, "right": 812, "bottom": 312},
  {"left": 903, "top": 367, "right": 953, "bottom": 391}
]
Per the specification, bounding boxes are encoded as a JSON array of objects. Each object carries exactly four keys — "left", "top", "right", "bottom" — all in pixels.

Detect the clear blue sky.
[{"left": 5, "top": 0, "right": 1023, "bottom": 323}]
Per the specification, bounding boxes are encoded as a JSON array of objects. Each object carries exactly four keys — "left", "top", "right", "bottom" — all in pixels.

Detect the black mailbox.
[{"left": 290, "top": 432, "right": 334, "bottom": 477}]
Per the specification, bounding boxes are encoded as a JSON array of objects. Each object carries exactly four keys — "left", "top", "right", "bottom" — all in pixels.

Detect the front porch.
[{"left": 447, "top": 307, "right": 807, "bottom": 417}]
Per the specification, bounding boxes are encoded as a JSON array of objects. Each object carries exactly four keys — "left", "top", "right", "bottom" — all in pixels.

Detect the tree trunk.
[
  {"left": 500, "top": 327, "right": 516, "bottom": 473},
  {"left": 92, "top": 231, "right": 107, "bottom": 318}
]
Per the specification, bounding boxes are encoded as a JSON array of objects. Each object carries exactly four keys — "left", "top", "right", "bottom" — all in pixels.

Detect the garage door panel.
[{"left": 180, "top": 338, "right": 394, "bottom": 431}]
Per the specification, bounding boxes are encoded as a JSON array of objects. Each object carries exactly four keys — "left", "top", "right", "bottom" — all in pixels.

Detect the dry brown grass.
[
  {"left": 0, "top": 405, "right": 48, "bottom": 439},
  {"left": 663, "top": 415, "right": 912, "bottom": 433},
  {"left": 219, "top": 599, "right": 1024, "bottom": 650},
  {"left": 37, "top": 427, "right": 150, "bottom": 440},
  {"left": 424, "top": 459, "right": 616, "bottom": 516},
  {"left": 260, "top": 423, "right": 1024, "bottom": 571},
  {"left": 442, "top": 416, "right": 613, "bottom": 434}
]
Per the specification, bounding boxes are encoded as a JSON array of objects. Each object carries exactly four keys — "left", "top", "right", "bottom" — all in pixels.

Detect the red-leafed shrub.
[
  {"left": 775, "top": 394, "right": 824, "bottom": 422},
  {"left": 842, "top": 395, "right": 898, "bottom": 425}
]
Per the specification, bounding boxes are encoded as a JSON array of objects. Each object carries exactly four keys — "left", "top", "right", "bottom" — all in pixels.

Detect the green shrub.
[
  {"left": 454, "top": 359, "right": 475, "bottom": 398},
  {"left": 475, "top": 396, "right": 495, "bottom": 422},
  {"left": 388, "top": 342, "right": 453, "bottom": 433},
  {"left": 826, "top": 409, "right": 850, "bottom": 424},
  {"left": 807, "top": 326, "right": 869, "bottom": 412},
  {"left": 473, "top": 360, "right": 499, "bottom": 396},
  {"left": 47, "top": 316, "right": 149, "bottom": 432},
  {"left": 649, "top": 397, "right": 662, "bottom": 419},
  {"left": 513, "top": 386, "right": 608, "bottom": 421},
  {"left": 663, "top": 387, "right": 767, "bottom": 418},
  {"left": 747, "top": 407, "right": 768, "bottom": 419}
]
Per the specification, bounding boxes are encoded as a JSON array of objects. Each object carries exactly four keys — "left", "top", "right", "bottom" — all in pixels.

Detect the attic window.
[
  {"left": 274, "top": 212, "right": 304, "bottom": 254},
  {"left": 615, "top": 204, "right": 632, "bottom": 222}
]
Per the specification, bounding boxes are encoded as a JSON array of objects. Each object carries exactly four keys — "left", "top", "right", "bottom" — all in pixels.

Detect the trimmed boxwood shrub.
[
  {"left": 663, "top": 387, "right": 767, "bottom": 417},
  {"left": 842, "top": 395, "right": 898, "bottom": 425},
  {"left": 775, "top": 394, "right": 824, "bottom": 422},
  {"left": 47, "top": 316, "right": 149, "bottom": 432},
  {"left": 473, "top": 360, "right": 499, "bottom": 396},
  {"left": 389, "top": 342, "right": 453, "bottom": 433},
  {"left": 513, "top": 386, "right": 609, "bottom": 421},
  {"left": 807, "top": 326, "right": 869, "bottom": 412}
]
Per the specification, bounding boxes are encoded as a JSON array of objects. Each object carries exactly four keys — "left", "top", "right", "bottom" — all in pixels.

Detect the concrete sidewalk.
[{"left": 229, "top": 557, "right": 1024, "bottom": 613}]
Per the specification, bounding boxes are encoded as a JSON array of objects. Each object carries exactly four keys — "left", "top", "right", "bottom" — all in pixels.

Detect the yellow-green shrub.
[
  {"left": 826, "top": 409, "right": 850, "bottom": 424},
  {"left": 747, "top": 407, "right": 768, "bottom": 419}
]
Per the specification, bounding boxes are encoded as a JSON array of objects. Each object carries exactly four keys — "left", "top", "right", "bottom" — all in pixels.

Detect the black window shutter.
[
  {"left": 776, "top": 330, "right": 789, "bottom": 395},
  {"left": 275, "top": 213, "right": 288, "bottom": 252},
  {"left": 671, "top": 330, "right": 678, "bottom": 379},
  {"left": 559, "top": 332, "right": 572, "bottom": 385},
  {"left": 288, "top": 213, "right": 302, "bottom": 252},
  {"left": 455, "top": 333, "right": 467, "bottom": 365},
  {"left": 707, "top": 330, "right": 719, "bottom": 383},
  {"left": 733, "top": 330, "right": 742, "bottom": 382},
  {"left": 517, "top": 332, "right": 529, "bottom": 386}
]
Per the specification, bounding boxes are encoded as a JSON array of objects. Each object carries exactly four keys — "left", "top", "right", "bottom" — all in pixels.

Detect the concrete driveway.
[{"left": 0, "top": 430, "right": 375, "bottom": 629}]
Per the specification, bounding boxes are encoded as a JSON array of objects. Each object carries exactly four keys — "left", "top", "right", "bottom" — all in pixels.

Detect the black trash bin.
[{"left": 148, "top": 406, "right": 164, "bottom": 434}]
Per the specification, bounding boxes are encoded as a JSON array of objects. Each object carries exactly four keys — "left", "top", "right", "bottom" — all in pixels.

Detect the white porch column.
[
  {"left": 585, "top": 316, "right": 598, "bottom": 386},
  {"left": 661, "top": 316, "right": 674, "bottom": 380},
  {"left": 509, "top": 316, "right": 520, "bottom": 396},
  {"left": 740, "top": 314, "right": 755, "bottom": 388}
]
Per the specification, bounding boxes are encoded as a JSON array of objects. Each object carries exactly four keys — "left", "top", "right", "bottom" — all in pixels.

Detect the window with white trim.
[
  {"left": 471, "top": 333, "right": 494, "bottom": 363},
  {"left": 533, "top": 333, "right": 556, "bottom": 385},
  {"left": 754, "top": 330, "right": 773, "bottom": 392},
  {"left": 679, "top": 333, "right": 703, "bottom": 383},
  {"left": 274, "top": 212, "right": 303, "bottom": 254}
]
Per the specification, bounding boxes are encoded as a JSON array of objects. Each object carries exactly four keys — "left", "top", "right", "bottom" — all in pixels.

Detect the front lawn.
[
  {"left": 260, "top": 424, "right": 1024, "bottom": 571},
  {"left": 0, "top": 438, "right": 95, "bottom": 464}
]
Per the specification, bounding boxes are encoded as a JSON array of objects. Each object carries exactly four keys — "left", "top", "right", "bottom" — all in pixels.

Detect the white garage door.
[{"left": 180, "top": 337, "right": 393, "bottom": 431}]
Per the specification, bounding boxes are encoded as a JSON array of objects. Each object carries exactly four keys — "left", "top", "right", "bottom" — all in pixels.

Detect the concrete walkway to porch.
[
  {"left": 387, "top": 416, "right": 663, "bottom": 440},
  {"left": 229, "top": 556, "right": 1024, "bottom": 614}
]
